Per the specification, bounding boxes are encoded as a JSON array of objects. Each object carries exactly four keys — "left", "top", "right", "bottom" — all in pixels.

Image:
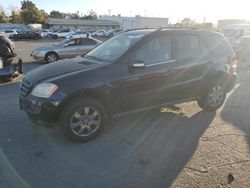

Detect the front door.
[
  {"left": 116, "top": 32, "right": 178, "bottom": 113},
  {"left": 59, "top": 39, "right": 82, "bottom": 58}
]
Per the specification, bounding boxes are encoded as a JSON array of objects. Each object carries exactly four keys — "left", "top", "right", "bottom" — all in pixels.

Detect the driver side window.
[
  {"left": 133, "top": 34, "right": 172, "bottom": 65},
  {"left": 67, "top": 39, "right": 81, "bottom": 46}
]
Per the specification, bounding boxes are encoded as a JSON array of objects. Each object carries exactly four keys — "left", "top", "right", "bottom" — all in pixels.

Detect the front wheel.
[
  {"left": 45, "top": 52, "right": 59, "bottom": 63},
  {"left": 197, "top": 81, "right": 226, "bottom": 111},
  {"left": 60, "top": 97, "right": 108, "bottom": 142}
]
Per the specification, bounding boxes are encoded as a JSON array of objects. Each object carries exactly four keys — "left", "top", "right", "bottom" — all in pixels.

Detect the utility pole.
[{"left": 108, "top": 9, "right": 111, "bottom": 16}]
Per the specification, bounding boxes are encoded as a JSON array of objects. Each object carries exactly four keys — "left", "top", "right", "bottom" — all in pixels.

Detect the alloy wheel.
[{"left": 70, "top": 106, "right": 101, "bottom": 137}]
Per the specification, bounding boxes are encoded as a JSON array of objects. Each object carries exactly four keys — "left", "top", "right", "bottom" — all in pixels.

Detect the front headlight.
[
  {"left": 35, "top": 50, "right": 44, "bottom": 56},
  {"left": 0, "top": 58, "right": 3, "bottom": 69},
  {"left": 31, "top": 83, "right": 58, "bottom": 98}
]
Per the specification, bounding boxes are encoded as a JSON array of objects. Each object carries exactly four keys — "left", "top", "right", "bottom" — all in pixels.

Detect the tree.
[
  {"left": 81, "top": 9, "right": 98, "bottom": 20},
  {"left": 180, "top": 18, "right": 194, "bottom": 27},
  {"left": 0, "top": 11, "right": 8, "bottom": 23},
  {"left": 50, "top": 10, "right": 66, "bottom": 18},
  {"left": 20, "top": 0, "right": 45, "bottom": 24},
  {"left": 10, "top": 11, "right": 23, "bottom": 23}
]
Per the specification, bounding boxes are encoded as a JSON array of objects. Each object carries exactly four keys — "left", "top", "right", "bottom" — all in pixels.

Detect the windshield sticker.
[{"left": 128, "top": 34, "right": 144, "bottom": 39}]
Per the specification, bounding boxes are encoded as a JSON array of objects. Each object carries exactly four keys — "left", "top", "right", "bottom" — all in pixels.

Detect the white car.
[
  {"left": 41, "top": 29, "right": 53, "bottom": 37},
  {"left": 105, "top": 29, "right": 122, "bottom": 37},
  {"left": 2, "top": 29, "right": 18, "bottom": 38},
  {"left": 52, "top": 29, "right": 75, "bottom": 39},
  {"left": 65, "top": 31, "right": 90, "bottom": 39},
  {"left": 92, "top": 30, "right": 108, "bottom": 37}
]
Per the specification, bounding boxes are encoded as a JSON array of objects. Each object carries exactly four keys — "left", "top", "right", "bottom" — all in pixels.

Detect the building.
[
  {"left": 0, "top": 23, "right": 26, "bottom": 31},
  {"left": 217, "top": 19, "right": 249, "bottom": 31},
  {"left": 99, "top": 15, "right": 169, "bottom": 30},
  {"left": 45, "top": 18, "right": 120, "bottom": 30}
]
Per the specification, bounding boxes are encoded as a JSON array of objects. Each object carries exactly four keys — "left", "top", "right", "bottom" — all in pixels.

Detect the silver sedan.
[{"left": 31, "top": 37, "right": 102, "bottom": 63}]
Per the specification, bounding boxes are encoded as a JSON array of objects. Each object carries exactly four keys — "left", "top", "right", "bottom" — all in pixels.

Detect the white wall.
[{"left": 99, "top": 16, "right": 169, "bottom": 30}]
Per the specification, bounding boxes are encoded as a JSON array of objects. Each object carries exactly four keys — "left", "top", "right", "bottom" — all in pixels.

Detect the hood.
[{"left": 26, "top": 56, "right": 104, "bottom": 83}]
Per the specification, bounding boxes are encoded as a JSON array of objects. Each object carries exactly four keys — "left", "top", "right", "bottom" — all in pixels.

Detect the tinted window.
[
  {"left": 5, "top": 30, "right": 13, "bottom": 33},
  {"left": 175, "top": 35, "right": 200, "bottom": 60},
  {"left": 80, "top": 38, "right": 97, "bottom": 45},
  {"left": 67, "top": 39, "right": 81, "bottom": 46},
  {"left": 202, "top": 34, "right": 234, "bottom": 58},
  {"left": 133, "top": 35, "right": 172, "bottom": 65},
  {"left": 60, "top": 29, "right": 70, "bottom": 33}
]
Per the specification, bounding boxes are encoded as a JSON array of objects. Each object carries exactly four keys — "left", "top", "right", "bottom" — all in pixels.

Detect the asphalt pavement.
[{"left": 0, "top": 40, "right": 249, "bottom": 188}]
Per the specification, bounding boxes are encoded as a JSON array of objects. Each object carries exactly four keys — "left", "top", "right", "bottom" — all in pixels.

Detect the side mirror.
[{"left": 129, "top": 60, "right": 145, "bottom": 69}]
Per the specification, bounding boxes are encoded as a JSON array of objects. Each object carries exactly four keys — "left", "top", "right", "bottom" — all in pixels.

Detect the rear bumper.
[{"left": 225, "top": 75, "right": 237, "bottom": 92}]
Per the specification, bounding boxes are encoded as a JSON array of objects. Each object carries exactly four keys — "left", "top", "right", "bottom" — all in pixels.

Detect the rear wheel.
[
  {"left": 60, "top": 97, "right": 108, "bottom": 142},
  {"left": 45, "top": 52, "right": 59, "bottom": 63},
  {"left": 197, "top": 80, "right": 226, "bottom": 111}
]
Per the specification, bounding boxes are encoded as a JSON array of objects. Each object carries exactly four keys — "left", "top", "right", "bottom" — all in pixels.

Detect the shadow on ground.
[
  {"left": 32, "top": 107, "right": 216, "bottom": 188},
  {"left": 221, "top": 70, "right": 250, "bottom": 149}
]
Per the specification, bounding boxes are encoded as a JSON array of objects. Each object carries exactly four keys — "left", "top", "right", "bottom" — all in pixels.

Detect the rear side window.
[
  {"left": 5, "top": 30, "right": 13, "bottom": 33},
  {"left": 60, "top": 29, "right": 70, "bottom": 33},
  {"left": 175, "top": 34, "right": 211, "bottom": 63},
  {"left": 175, "top": 35, "right": 199, "bottom": 60},
  {"left": 202, "top": 34, "right": 234, "bottom": 58},
  {"left": 80, "top": 38, "right": 97, "bottom": 45}
]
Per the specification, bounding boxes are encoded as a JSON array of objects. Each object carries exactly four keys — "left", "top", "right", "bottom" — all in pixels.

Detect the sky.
[{"left": 1, "top": 0, "right": 250, "bottom": 24}]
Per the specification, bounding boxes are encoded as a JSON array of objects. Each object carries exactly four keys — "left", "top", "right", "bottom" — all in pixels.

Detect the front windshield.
[{"left": 86, "top": 33, "right": 145, "bottom": 62}]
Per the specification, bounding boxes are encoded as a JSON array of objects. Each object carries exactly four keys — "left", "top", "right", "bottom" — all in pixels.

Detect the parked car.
[
  {"left": 92, "top": 30, "right": 108, "bottom": 37},
  {"left": 9, "top": 31, "right": 42, "bottom": 40},
  {"left": 65, "top": 31, "right": 90, "bottom": 39},
  {"left": 31, "top": 37, "right": 102, "bottom": 63},
  {"left": 52, "top": 29, "right": 75, "bottom": 39},
  {"left": 0, "top": 36, "right": 23, "bottom": 81},
  {"left": 41, "top": 29, "right": 52, "bottom": 38},
  {"left": 1, "top": 29, "right": 18, "bottom": 38},
  {"left": 105, "top": 29, "right": 123, "bottom": 37},
  {"left": 47, "top": 29, "right": 60, "bottom": 38},
  {"left": 233, "top": 36, "right": 250, "bottom": 64},
  {"left": 20, "top": 28, "right": 237, "bottom": 142}
]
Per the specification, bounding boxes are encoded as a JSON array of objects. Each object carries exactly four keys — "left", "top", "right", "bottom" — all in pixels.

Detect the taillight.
[{"left": 231, "top": 57, "right": 238, "bottom": 75}]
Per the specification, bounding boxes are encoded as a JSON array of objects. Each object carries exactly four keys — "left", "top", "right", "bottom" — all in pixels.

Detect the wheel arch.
[
  {"left": 45, "top": 51, "right": 60, "bottom": 61},
  {"left": 55, "top": 90, "right": 111, "bottom": 122}
]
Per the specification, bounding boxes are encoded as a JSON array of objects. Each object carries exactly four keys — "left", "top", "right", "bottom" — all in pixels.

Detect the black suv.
[{"left": 19, "top": 28, "right": 237, "bottom": 142}]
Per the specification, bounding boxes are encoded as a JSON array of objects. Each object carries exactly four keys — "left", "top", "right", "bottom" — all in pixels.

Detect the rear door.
[{"left": 172, "top": 31, "right": 212, "bottom": 99}]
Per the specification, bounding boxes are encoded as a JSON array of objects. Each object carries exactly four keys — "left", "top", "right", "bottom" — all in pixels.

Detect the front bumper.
[
  {"left": 20, "top": 95, "right": 61, "bottom": 123},
  {"left": 31, "top": 53, "right": 45, "bottom": 61}
]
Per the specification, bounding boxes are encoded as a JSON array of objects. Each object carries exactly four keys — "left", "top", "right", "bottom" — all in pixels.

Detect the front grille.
[{"left": 20, "top": 78, "right": 32, "bottom": 97}]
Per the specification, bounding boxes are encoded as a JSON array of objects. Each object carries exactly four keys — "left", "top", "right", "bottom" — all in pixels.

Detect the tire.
[
  {"left": 59, "top": 97, "right": 108, "bottom": 142},
  {"left": 45, "top": 52, "right": 59, "bottom": 63},
  {"left": 197, "top": 80, "right": 226, "bottom": 111},
  {"left": 52, "top": 35, "right": 58, "bottom": 39}
]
